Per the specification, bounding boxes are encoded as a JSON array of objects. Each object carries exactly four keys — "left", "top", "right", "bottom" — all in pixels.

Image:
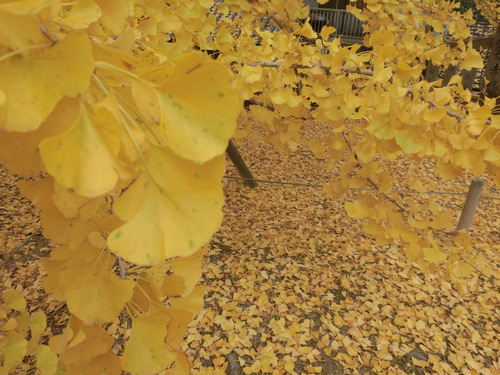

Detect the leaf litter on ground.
[{"left": 0, "top": 118, "right": 498, "bottom": 375}]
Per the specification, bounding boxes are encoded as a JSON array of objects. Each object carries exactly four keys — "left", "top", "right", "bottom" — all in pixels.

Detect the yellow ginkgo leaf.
[
  {"left": 0, "top": 31, "right": 93, "bottom": 132},
  {"left": 95, "top": 0, "right": 129, "bottom": 34},
  {"left": 423, "top": 247, "right": 447, "bottom": 263},
  {"left": 436, "top": 162, "right": 462, "bottom": 179},
  {"left": 345, "top": 200, "right": 372, "bottom": 219},
  {"left": 0, "top": 98, "right": 78, "bottom": 177},
  {"left": 108, "top": 147, "right": 225, "bottom": 265},
  {"left": 36, "top": 345, "right": 59, "bottom": 375},
  {"left": 122, "top": 312, "right": 176, "bottom": 375},
  {"left": 27, "top": 311, "right": 47, "bottom": 353},
  {"left": 293, "top": 24, "right": 317, "bottom": 39},
  {"left": 0, "top": 10, "right": 48, "bottom": 50},
  {"left": 169, "top": 250, "right": 205, "bottom": 295},
  {"left": 2, "top": 289, "right": 26, "bottom": 311},
  {"left": 461, "top": 48, "right": 484, "bottom": 70},
  {"left": 66, "top": 266, "right": 135, "bottom": 326},
  {"left": 59, "top": 324, "right": 114, "bottom": 366},
  {"left": 170, "top": 286, "right": 205, "bottom": 317},
  {"left": 0, "top": 332, "right": 27, "bottom": 373},
  {"left": 409, "top": 178, "right": 427, "bottom": 193},
  {"left": 452, "top": 260, "right": 474, "bottom": 277},
  {"left": 0, "top": 0, "right": 51, "bottom": 14},
  {"left": 423, "top": 108, "right": 446, "bottom": 123},
  {"left": 430, "top": 211, "right": 454, "bottom": 230},
  {"left": 371, "top": 115, "right": 395, "bottom": 140},
  {"left": 395, "top": 131, "right": 422, "bottom": 154},
  {"left": 66, "top": 351, "right": 122, "bottom": 375},
  {"left": 56, "top": 0, "right": 101, "bottom": 29},
  {"left": 152, "top": 51, "right": 240, "bottom": 163},
  {"left": 405, "top": 243, "right": 424, "bottom": 261},
  {"left": 39, "top": 105, "right": 123, "bottom": 197}
]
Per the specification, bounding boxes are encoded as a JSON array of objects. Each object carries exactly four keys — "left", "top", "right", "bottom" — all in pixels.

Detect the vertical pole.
[
  {"left": 456, "top": 178, "right": 484, "bottom": 232},
  {"left": 226, "top": 140, "right": 258, "bottom": 188}
]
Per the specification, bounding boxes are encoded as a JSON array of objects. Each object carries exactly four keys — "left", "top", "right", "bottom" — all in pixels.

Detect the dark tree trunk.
[
  {"left": 485, "top": 25, "right": 500, "bottom": 98},
  {"left": 226, "top": 140, "right": 258, "bottom": 188}
]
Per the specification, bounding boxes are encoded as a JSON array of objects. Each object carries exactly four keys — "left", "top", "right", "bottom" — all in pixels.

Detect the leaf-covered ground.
[{"left": 1, "top": 119, "right": 499, "bottom": 375}]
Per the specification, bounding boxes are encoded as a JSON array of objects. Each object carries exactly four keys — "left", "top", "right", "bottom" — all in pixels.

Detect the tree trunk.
[
  {"left": 485, "top": 25, "right": 500, "bottom": 98},
  {"left": 226, "top": 140, "right": 258, "bottom": 188}
]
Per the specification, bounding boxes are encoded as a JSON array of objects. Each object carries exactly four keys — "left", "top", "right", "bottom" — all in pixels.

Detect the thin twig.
[
  {"left": 118, "top": 257, "right": 127, "bottom": 279},
  {"left": 270, "top": 14, "right": 286, "bottom": 31},
  {"left": 247, "top": 98, "right": 276, "bottom": 111},
  {"left": 0, "top": 227, "right": 42, "bottom": 268},
  {"left": 249, "top": 60, "right": 374, "bottom": 76},
  {"left": 341, "top": 132, "right": 408, "bottom": 213}
]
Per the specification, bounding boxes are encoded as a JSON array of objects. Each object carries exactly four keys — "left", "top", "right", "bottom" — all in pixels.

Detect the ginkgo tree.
[{"left": 0, "top": 0, "right": 498, "bottom": 374}]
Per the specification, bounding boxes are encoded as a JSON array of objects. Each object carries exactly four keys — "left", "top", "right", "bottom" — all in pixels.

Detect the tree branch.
[
  {"left": 341, "top": 132, "right": 408, "bottom": 213},
  {"left": 0, "top": 227, "right": 42, "bottom": 268}
]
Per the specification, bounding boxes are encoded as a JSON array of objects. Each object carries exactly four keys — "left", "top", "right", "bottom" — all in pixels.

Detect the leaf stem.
[{"left": 0, "top": 44, "right": 48, "bottom": 63}]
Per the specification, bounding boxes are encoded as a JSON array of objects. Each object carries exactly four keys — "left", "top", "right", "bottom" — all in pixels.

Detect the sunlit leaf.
[
  {"left": 39, "top": 105, "right": 123, "bottom": 197},
  {"left": 0, "top": 31, "right": 93, "bottom": 132},
  {"left": 152, "top": 51, "right": 240, "bottom": 163},
  {"left": 108, "top": 147, "right": 225, "bottom": 265}
]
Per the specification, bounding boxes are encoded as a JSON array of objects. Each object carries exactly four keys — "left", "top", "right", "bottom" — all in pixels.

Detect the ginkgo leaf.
[
  {"left": 18, "top": 177, "right": 78, "bottom": 244},
  {"left": 36, "top": 345, "right": 59, "bottom": 375},
  {"left": 27, "top": 311, "right": 47, "bottom": 353},
  {"left": 151, "top": 51, "right": 240, "bottom": 163},
  {"left": 0, "top": 31, "right": 93, "bottom": 132},
  {"left": 66, "top": 268, "right": 135, "bottom": 326},
  {"left": 57, "top": 324, "right": 114, "bottom": 366},
  {"left": 423, "top": 247, "right": 447, "bottom": 263},
  {"left": 240, "top": 64, "right": 263, "bottom": 83},
  {"left": 345, "top": 201, "right": 372, "bottom": 219},
  {"left": 405, "top": 243, "right": 424, "bottom": 261},
  {"left": 165, "top": 308, "right": 196, "bottom": 349},
  {"left": 0, "top": 0, "right": 52, "bottom": 15},
  {"left": 409, "top": 178, "right": 427, "bottom": 193},
  {"left": 452, "top": 260, "right": 474, "bottom": 277},
  {"left": 122, "top": 312, "right": 176, "bottom": 375},
  {"left": 395, "top": 131, "right": 422, "bottom": 154},
  {"left": 371, "top": 116, "right": 395, "bottom": 140},
  {"left": 461, "top": 48, "right": 483, "bottom": 70},
  {"left": 430, "top": 211, "right": 454, "bottom": 230},
  {"left": 0, "top": 98, "right": 78, "bottom": 177},
  {"left": 173, "top": 351, "right": 191, "bottom": 375},
  {"left": 170, "top": 286, "right": 205, "bottom": 317},
  {"left": 56, "top": 0, "right": 101, "bottom": 29},
  {"left": 108, "top": 147, "right": 225, "bottom": 265},
  {"left": 167, "top": 249, "right": 206, "bottom": 296},
  {"left": 423, "top": 108, "right": 446, "bottom": 123},
  {"left": 95, "top": 0, "right": 130, "bottom": 34},
  {"left": 0, "top": 332, "right": 27, "bottom": 373},
  {"left": 2, "top": 289, "right": 26, "bottom": 311},
  {"left": 0, "top": 10, "right": 48, "bottom": 50},
  {"left": 436, "top": 162, "right": 462, "bottom": 179},
  {"left": 66, "top": 351, "right": 122, "bottom": 375},
  {"left": 39, "top": 105, "right": 123, "bottom": 197},
  {"left": 45, "top": 241, "right": 132, "bottom": 326}
]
